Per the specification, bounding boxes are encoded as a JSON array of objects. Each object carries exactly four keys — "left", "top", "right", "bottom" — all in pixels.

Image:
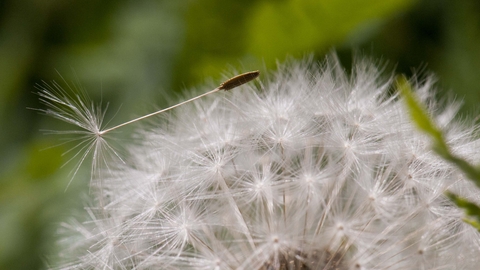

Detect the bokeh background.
[{"left": 1, "top": 0, "right": 480, "bottom": 269}]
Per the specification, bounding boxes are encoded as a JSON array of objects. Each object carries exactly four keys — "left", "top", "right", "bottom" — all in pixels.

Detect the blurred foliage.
[
  {"left": 174, "top": 0, "right": 413, "bottom": 87},
  {"left": 398, "top": 76, "right": 480, "bottom": 232},
  {"left": 446, "top": 192, "right": 480, "bottom": 232},
  {"left": 359, "top": 0, "right": 480, "bottom": 115},
  {"left": 1, "top": 0, "right": 480, "bottom": 269}
]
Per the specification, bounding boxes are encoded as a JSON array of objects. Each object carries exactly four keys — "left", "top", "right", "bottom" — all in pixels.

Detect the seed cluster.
[{"left": 51, "top": 56, "right": 480, "bottom": 269}]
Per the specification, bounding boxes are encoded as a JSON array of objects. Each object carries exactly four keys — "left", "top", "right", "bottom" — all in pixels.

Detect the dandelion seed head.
[{"left": 48, "top": 54, "right": 480, "bottom": 269}]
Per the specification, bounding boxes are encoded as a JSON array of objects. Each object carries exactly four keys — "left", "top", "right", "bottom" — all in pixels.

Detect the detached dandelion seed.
[{"left": 37, "top": 71, "right": 260, "bottom": 184}]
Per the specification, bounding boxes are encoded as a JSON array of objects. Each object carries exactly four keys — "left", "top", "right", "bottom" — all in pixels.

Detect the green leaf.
[
  {"left": 246, "top": 0, "right": 414, "bottom": 67},
  {"left": 446, "top": 191, "right": 480, "bottom": 232},
  {"left": 398, "top": 76, "right": 480, "bottom": 233},
  {"left": 396, "top": 76, "right": 444, "bottom": 144},
  {"left": 396, "top": 76, "right": 480, "bottom": 186},
  {"left": 176, "top": 0, "right": 415, "bottom": 87}
]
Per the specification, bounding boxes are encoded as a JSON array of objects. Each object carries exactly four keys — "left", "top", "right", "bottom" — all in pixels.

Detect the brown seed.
[{"left": 218, "top": 70, "right": 260, "bottom": 91}]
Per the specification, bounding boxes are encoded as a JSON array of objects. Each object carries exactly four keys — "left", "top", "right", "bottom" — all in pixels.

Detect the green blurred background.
[{"left": 1, "top": 0, "right": 480, "bottom": 269}]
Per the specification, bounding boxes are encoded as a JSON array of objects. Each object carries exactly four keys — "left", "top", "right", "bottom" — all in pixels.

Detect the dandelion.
[{"left": 46, "top": 54, "right": 480, "bottom": 269}]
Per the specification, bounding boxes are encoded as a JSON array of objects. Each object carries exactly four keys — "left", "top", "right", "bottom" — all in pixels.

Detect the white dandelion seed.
[{"left": 36, "top": 71, "right": 259, "bottom": 188}]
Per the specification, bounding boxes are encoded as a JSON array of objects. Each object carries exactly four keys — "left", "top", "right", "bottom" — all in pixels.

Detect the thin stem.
[
  {"left": 97, "top": 70, "right": 259, "bottom": 135},
  {"left": 99, "top": 88, "right": 221, "bottom": 135}
]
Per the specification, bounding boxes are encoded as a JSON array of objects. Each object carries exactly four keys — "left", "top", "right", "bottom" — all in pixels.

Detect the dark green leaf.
[{"left": 446, "top": 191, "right": 480, "bottom": 232}]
